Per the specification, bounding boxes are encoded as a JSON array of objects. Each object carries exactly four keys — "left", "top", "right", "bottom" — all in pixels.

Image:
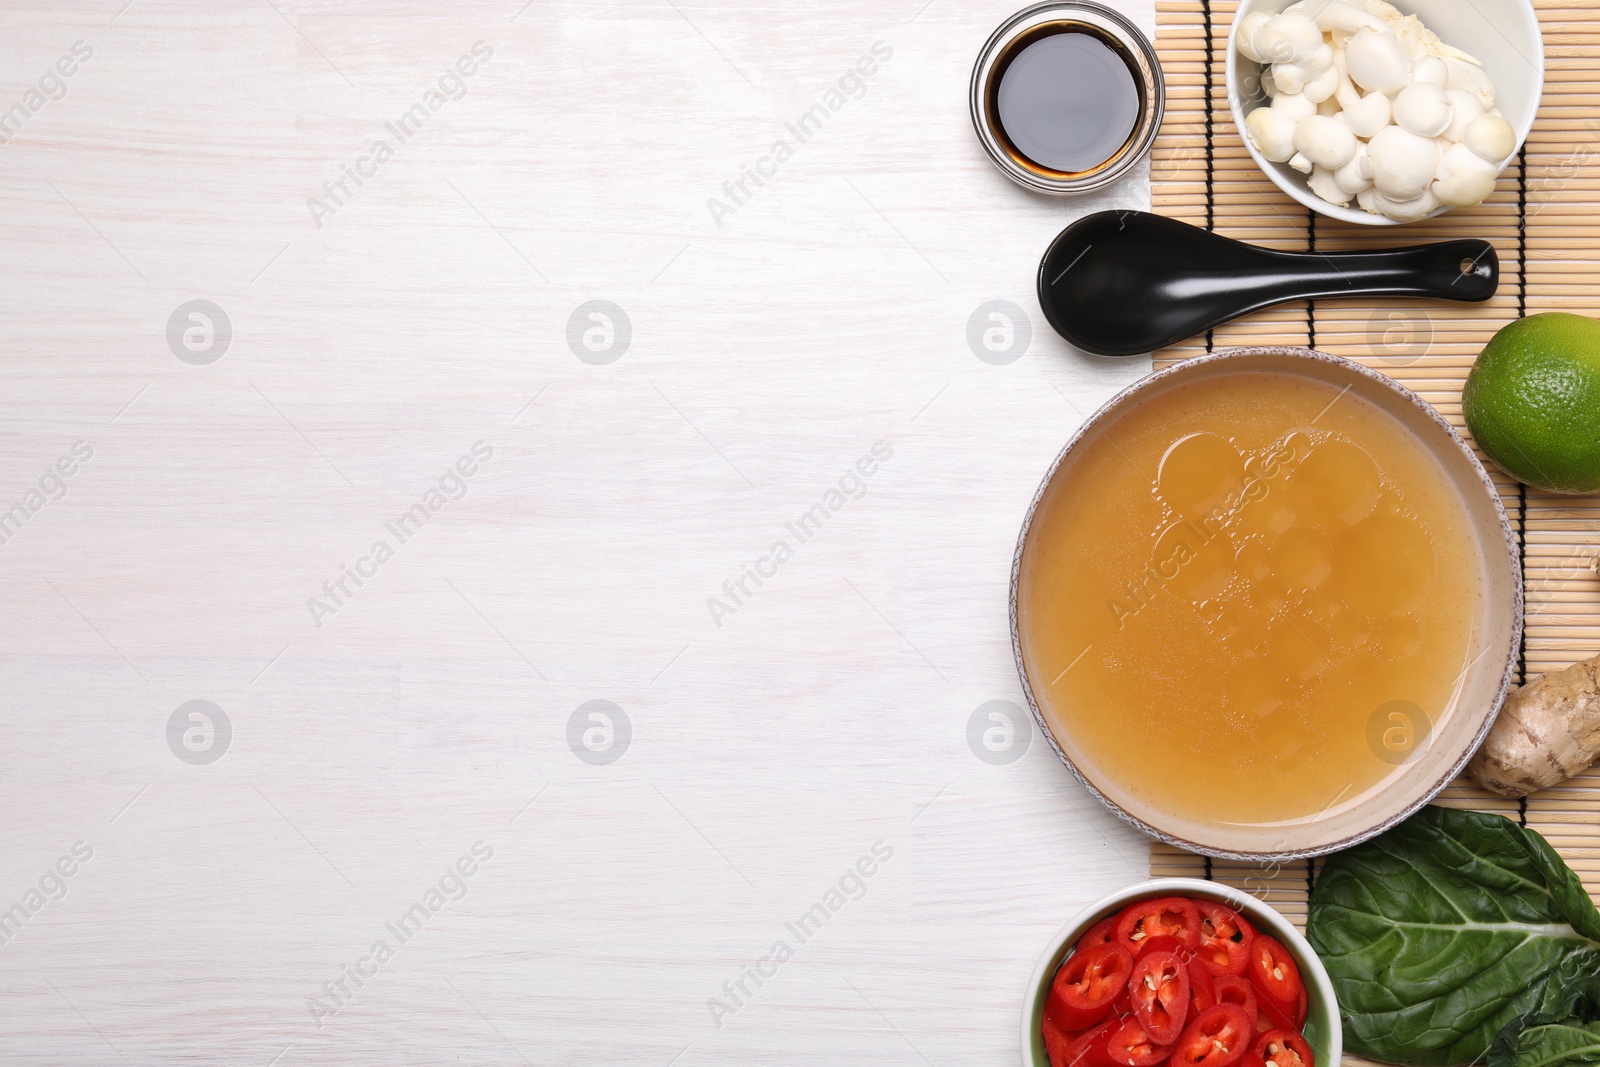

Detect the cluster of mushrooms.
[{"left": 1237, "top": 0, "right": 1515, "bottom": 221}]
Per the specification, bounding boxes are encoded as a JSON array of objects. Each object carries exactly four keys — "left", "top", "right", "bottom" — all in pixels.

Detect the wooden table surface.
[{"left": 0, "top": 1, "right": 1155, "bottom": 1062}]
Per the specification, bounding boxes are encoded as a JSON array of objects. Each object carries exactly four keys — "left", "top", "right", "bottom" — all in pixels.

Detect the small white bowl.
[
  {"left": 1226, "top": 0, "right": 1544, "bottom": 225},
  {"left": 1020, "top": 878, "right": 1341, "bottom": 1066}
]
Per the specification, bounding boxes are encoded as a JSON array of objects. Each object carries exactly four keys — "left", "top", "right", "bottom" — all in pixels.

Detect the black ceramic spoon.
[{"left": 1036, "top": 210, "right": 1498, "bottom": 357}]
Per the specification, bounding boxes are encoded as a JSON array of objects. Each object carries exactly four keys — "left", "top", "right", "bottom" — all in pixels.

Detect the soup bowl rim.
[{"left": 1009, "top": 345, "right": 1523, "bottom": 861}]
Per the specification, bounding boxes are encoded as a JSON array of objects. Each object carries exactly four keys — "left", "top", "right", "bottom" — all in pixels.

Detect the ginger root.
[{"left": 1468, "top": 654, "right": 1600, "bottom": 797}]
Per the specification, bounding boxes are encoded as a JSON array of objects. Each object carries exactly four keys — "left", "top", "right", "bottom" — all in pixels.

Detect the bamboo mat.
[{"left": 1146, "top": 0, "right": 1600, "bottom": 953}]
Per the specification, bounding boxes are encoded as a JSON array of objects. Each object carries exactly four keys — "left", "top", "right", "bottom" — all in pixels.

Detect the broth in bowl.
[{"left": 1014, "top": 353, "right": 1512, "bottom": 854}]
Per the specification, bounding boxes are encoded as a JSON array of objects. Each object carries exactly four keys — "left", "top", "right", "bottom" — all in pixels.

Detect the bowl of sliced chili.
[{"left": 1022, "top": 878, "right": 1338, "bottom": 1067}]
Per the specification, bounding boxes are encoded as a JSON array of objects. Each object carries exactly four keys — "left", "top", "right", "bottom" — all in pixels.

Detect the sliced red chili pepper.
[
  {"left": 1245, "top": 936, "right": 1305, "bottom": 1035},
  {"left": 1110, "top": 986, "right": 1133, "bottom": 1022},
  {"left": 1078, "top": 917, "right": 1119, "bottom": 953},
  {"left": 1114, "top": 896, "right": 1201, "bottom": 954},
  {"left": 1048, "top": 943, "right": 1135, "bottom": 1032},
  {"left": 1129, "top": 949, "right": 1189, "bottom": 1044},
  {"left": 1173, "top": 1004, "right": 1253, "bottom": 1067},
  {"left": 1043, "top": 1016, "right": 1073, "bottom": 1067},
  {"left": 1105, "top": 1017, "right": 1174, "bottom": 1067},
  {"left": 1134, "top": 933, "right": 1187, "bottom": 961},
  {"left": 1255, "top": 998, "right": 1294, "bottom": 1035},
  {"left": 1058, "top": 1018, "right": 1122, "bottom": 1067},
  {"left": 1212, "top": 974, "right": 1258, "bottom": 1032},
  {"left": 1195, "top": 901, "right": 1254, "bottom": 976},
  {"left": 1238, "top": 1054, "right": 1268, "bottom": 1067},
  {"left": 1198, "top": 936, "right": 1250, "bottom": 978},
  {"left": 1253, "top": 1029, "right": 1315, "bottom": 1067},
  {"left": 1293, "top": 988, "right": 1307, "bottom": 1030},
  {"left": 1187, "top": 957, "right": 1216, "bottom": 1013}
]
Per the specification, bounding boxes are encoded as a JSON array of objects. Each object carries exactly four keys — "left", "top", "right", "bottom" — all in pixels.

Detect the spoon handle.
[{"left": 1252, "top": 239, "right": 1497, "bottom": 304}]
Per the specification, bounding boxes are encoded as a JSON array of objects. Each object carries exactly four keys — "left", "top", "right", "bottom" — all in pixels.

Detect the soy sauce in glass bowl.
[{"left": 971, "top": 1, "right": 1164, "bottom": 195}]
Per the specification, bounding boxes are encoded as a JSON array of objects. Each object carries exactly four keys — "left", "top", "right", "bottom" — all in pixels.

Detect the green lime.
[{"left": 1462, "top": 312, "right": 1600, "bottom": 495}]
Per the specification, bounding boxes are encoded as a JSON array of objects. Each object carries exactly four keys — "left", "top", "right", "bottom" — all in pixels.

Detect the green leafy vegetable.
[
  {"left": 1489, "top": 978, "right": 1600, "bottom": 1067},
  {"left": 1493, "top": 1019, "right": 1600, "bottom": 1067},
  {"left": 1307, "top": 805, "right": 1600, "bottom": 1065}
]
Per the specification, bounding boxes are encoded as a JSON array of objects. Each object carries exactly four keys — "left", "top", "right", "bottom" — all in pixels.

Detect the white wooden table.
[{"left": 0, "top": 1, "right": 1154, "bottom": 1062}]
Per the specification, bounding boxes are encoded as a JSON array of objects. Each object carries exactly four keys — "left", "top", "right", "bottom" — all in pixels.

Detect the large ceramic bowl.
[
  {"left": 1021, "top": 879, "right": 1341, "bottom": 1066},
  {"left": 1010, "top": 347, "right": 1522, "bottom": 859},
  {"left": 1226, "top": 0, "right": 1544, "bottom": 225}
]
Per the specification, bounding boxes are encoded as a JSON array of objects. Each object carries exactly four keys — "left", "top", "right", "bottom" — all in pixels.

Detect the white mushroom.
[
  {"left": 1331, "top": 49, "right": 1356, "bottom": 102},
  {"left": 1271, "top": 92, "right": 1319, "bottom": 122},
  {"left": 1339, "top": 90, "right": 1392, "bottom": 138},
  {"left": 1306, "top": 43, "right": 1336, "bottom": 76},
  {"left": 1444, "top": 57, "right": 1496, "bottom": 107},
  {"left": 1393, "top": 83, "right": 1453, "bottom": 138},
  {"left": 1272, "top": 42, "right": 1335, "bottom": 96},
  {"left": 1330, "top": 49, "right": 1393, "bottom": 135},
  {"left": 1411, "top": 55, "right": 1450, "bottom": 87},
  {"left": 1294, "top": 114, "right": 1359, "bottom": 168},
  {"left": 1434, "top": 41, "right": 1486, "bottom": 66},
  {"left": 1302, "top": 62, "right": 1342, "bottom": 104},
  {"left": 1233, "top": 1, "right": 1505, "bottom": 221},
  {"left": 1273, "top": 63, "right": 1307, "bottom": 96},
  {"left": 1334, "top": 143, "right": 1374, "bottom": 194},
  {"left": 1344, "top": 26, "right": 1411, "bottom": 94},
  {"left": 1309, "top": 165, "right": 1354, "bottom": 206},
  {"left": 1236, "top": 10, "right": 1274, "bottom": 63},
  {"left": 1312, "top": 0, "right": 1386, "bottom": 35},
  {"left": 1464, "top": 112, "right": 1516, "bottom": 162},
  {"left": 1433, "top": 142, "right": 1502, "bottom": 206},
  {"left": 1358, "top": 186, "right": 1442, "bottom": 222},
  {"left": 1368, "top": 125, "right": 1442, "bottom": 200},
  {"left": 1389, "top": 15, "right": 1438, "bottom": 62},
  {"left": 1246, "top": 106, "right": 1299, "bottom": 163},
  {"left": 1254, "top": 10, "right": 1325, "bottom": 64},
  {"left": 1348, "top": 0, "right": 1403, "bottom": 18},
  {"left": 1443, "top": 89, "right": 1486, "bottom": 142}
]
